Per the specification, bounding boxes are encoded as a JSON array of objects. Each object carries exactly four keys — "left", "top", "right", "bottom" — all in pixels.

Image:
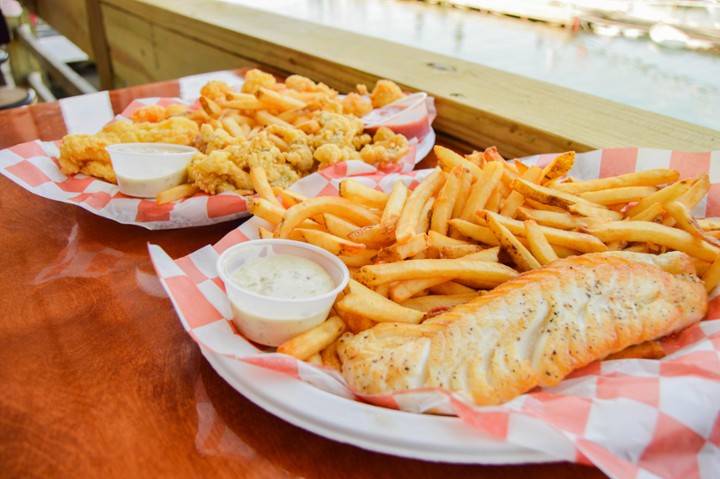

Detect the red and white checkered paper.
[
  {"left": 0, "top": 76, "right": 436, "bottom": 230},
  {"left": 150, "top": 148, "right": 720, "bottom": 478}
]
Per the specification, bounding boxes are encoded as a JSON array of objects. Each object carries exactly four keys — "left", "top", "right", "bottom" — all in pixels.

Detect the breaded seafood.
[
  {"left": 337, "top": 251, "right": 707, "bottom": 406},
  {"left": 58, "top": 116, "right": 200, "bottom": 183}
]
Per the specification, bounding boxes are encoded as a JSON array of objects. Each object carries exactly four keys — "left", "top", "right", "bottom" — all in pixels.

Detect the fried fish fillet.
[{"left": 336, "top": 252, "right": 707, "bottom": 406}]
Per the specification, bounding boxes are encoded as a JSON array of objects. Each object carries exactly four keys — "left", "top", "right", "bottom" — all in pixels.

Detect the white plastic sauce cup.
[
  {"left": 105, "top": 143, "right": 198, "bottom": 198},
  {"left": 216, "top": 239, "right": 350, "bottom": 347}
]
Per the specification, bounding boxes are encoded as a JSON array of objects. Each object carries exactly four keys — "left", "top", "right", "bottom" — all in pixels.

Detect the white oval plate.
[{"left": 201, "top": 346, "right": 557, "bottom": 464}]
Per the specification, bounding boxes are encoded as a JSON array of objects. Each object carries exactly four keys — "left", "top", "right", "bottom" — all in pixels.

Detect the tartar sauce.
[{"left": 230, "top": 254, "right": 335, "bottom": 299}]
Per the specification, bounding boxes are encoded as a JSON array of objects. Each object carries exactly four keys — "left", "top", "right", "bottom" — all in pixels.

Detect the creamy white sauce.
[
  {"left": 230, "top": 254, "right": 335, "bottom": 299},
  {"left": 112, "top": 144, "right": 188, "bottom": 154},
  {"left": 106, "top": 143, "right": 196, "bottom": 198}
]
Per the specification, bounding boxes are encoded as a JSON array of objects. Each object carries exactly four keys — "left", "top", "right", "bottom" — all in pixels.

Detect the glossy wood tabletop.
[{"left": 0, "top": 80, "right": 607, "bottom": 478}]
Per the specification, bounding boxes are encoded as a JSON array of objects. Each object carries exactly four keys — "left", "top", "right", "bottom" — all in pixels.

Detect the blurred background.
[{"left": 2, "top": 0, "right": 719, "bottom": 129}]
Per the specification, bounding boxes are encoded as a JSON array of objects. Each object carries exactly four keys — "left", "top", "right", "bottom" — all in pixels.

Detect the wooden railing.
[{"left": 16, "top": 0, "right": 720, "bottom": 156}]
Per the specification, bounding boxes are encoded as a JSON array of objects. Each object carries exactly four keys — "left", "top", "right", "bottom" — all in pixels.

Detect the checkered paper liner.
[
  {"left": 149, "top": 148, "right": 720, "bottom": 478},
  {"left": 0, "top": 82, "right": 436, "bottom": 230}
]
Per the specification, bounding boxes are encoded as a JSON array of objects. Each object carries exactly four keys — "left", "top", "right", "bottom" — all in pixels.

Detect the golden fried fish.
[{"left": 337, "top": 251, "right": 707, "bottom": 406}]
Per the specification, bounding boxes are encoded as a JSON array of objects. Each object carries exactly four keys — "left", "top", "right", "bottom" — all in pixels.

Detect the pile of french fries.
[{"left": 243, "top": 144, "right": 720, "bottom": 368}]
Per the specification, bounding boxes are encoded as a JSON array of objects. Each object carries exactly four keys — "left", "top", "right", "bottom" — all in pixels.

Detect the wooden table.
[{"left": 0, "top": 78, "right": 608, "bottom": 478}]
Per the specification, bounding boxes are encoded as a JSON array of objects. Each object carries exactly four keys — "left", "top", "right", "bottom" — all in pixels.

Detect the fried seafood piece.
[
  {"left": 313, "top": 143, "right": 361, "bottom": 170},
  {"left": 284, "top": 74, "right": 336, "bottom": 95},
  {"left": 341, "top": 92, "right": 373, "bottom": 118},
  {"left": 264, "top": 124, "right": 314, "bottom": 173},
  {"left": 57, "top": 134, "right": 120, "bottom": 183},
  {"left": 337, "top": 251, "right": 708, "bottom": 406},
  {"left": 101, "top": 116, "right": 200, "bottom": 145},
  {"left": 310, "top": 111, "right": 365, "bottom": 149},
  {"left": 58, "top": 116, "right": 200, "bottom": 183},
  {"left": 359, "top": 126, "right": 409, "bottom": 167},
  {"left": 128, "top": 104, "right": 169, "bottom": 123},
  {"left": 241, "top": 69, "right": 277, "bottom": 95},
  {"left": 129, "top": 104, "right": 209, "bottom": 126},
  {"left": 188, "top": 132, "right": 301, "bottom": 194},
  {"left": 197, "top": 123, "right": 243, "bottom": 153},
  {"left": 200, "top": 81, "right": 234, "bottom": 102},
  {"left": 358, "top": 79, "right": 405, "bottom": 108},
  {"left": 187, "top": 150, "right": 253, "bottom": 194}
]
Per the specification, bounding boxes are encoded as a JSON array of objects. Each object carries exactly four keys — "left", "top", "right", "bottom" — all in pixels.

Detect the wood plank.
[
  {"left": 101, "top": 4, "right": 256, "bottom": 87},
  {"left": 100, "top": 0, "right": 720, "bottom": 155},
  {"left": 28, "top": 0, "right": 93, "bottom": 58}
]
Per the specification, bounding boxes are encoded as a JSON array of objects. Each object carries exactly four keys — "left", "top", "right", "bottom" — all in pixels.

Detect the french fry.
[
  {"left": 277, "top": 189, "right": 309, "bottom": 208},
  {"left": 477, "top": 213, "right": 608, "bottom": 253},
  {"left": 515, "top": 207, "right": 593, "bottom": 230},
  {"left": 541, "top": 151, "right": 575, "bottom": 184},
  {"left": 247, "top": 197, "right": 285, "bottom": 225},
  {"left": 338, "top": 249, "right": 379, "bottom": 268},
  {"left": 458, "top": 247, "right": 501, "bottom": 262},
  {"left": 628, "top": 202, "right": 665, "bottom": 222},
  {"left": 389, "top": 277, "right": 451, "bottom": 303},
  {"left": 567, "top": 202, "right": 624, "bottom": 220},
  {"left": 355, "top": 258, "right": 518, "bottom": 287},
  {"left": 512, "top": 178, "right": 607, "bottom": 210},
  {"left": 483, "top": 211, "right": 541, "bottom": 271},
  {"left": 339, "top": 178, "right": 389, "bottom": 209},
  {"left": 427, "top": 230, "right": 472, "bottom": 247},
  {"left": 156, "top": 183, "right": 199, "bottom": 205},
  {"left": 323, "top": 213, "right": 359, "bottom": 239},
  {"left": 663, "top": 201, "right": 720, "bottom": 248},
  {"left": 584, "top": 221, "right": 720, "bottom": 262},
  {"left": 500, "top": 166, "right": 543, "bottom": 218},
  {"left": 448, "top": 219, "right": 499, "bottom": 245},
  {"left": 320, "top": 340, "right": 342, "bottom": 371},
  {"left": 677, "top": 174, "right": 710, "bottom": 210},
  {"left": 400, "top": 293, "right": 478, "bottom": 312},
  {"left": 624, "top": 178, "right": 694, "bottom": 218},
  {"left": 375, "top": 233, "right": 428, "bottom": 262},
  {"left": 221, "top": 116, "right": 246, "bottom": 138},
  {"left": 293, "top": 228, "right": 367, "bottom": 256},
  {"left": 277, "top": 315, "right": 346, "bottom": 360},
  {"left": 697, "top": 219, "right": 720, "bottom": 231},
  {"left": 702, "top": 255, "right": 720, "bottom": 293},
  {"left": 257, "top": 227, "right": 274, "bottom": 239},
  {"left": 395, "top": 167, "right": 445, "bottom": 243},
  {"left": 428, "top": 281, "right": 476, "bottom": 295},
  {"left": 436, "top": 244, "right": 487, "bottom": 259},
  {"left": 460, "top": 161, "right": 503, "bottom": 221},
  {"left": 434, "top": 145, "right": 483, "bottom": 179},
  {"left": 553, "top": 168, "right": 681, "bottom": 194},
  {"left": 417, "top": 197, "right": 435, "bottom": 234},
  {"left": 451, "top": 166, "right": 474, "bottom": 220},
  {"left": 257, "top": 87, "right": 308, "bottom": 110},
  {"left": 523, "top": 220, "right": 559, "bottom": 266},
  {"left": 255, "top": 110, "right": 295, "bottom": 128},
  {"left": 336, "top": 280, "right": 424, "bottom": 324},
  {"left": 347, "top": 224, "right": 395, "bottom": 247},
  {"left": 605, "top": 340, "right": 666, "bottom": 360},
  {"left": 223, "top": 95, "right": 265, "bottom": 110},
  {"left": 250, "top": 166, "right": 282, "bottom": 206},
  {"left": 276, "top": 196, "right": 380, "bottom": 238},
  {"left": 380, "top": 180, "right": 409, "bottom": 234},
  {"left": 430, "top": 172, "right": 460, "bottom": 235},
  {"left": 579, "top": 186, "right": 657, "bottom": 205},
  {"left": 199, "top": 96, "right": 223, "bottom": 118}
]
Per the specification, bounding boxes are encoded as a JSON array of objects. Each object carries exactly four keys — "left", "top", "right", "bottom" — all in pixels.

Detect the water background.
[{"left": 225, "top": 0, "right": 720, "bottom": 131}]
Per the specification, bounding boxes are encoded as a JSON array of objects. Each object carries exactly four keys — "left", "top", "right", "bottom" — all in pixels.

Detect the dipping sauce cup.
[
  {"left": 105, "top": 143, "right": 198, "bottom": 198},
  {"left": 216, "top": 239, "right": 350, "bottom": 347}
]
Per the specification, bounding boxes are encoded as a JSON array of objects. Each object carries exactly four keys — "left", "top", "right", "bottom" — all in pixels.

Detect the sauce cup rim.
[{"left": 216, "top": 238, "right": 350, "bottom": 305}]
